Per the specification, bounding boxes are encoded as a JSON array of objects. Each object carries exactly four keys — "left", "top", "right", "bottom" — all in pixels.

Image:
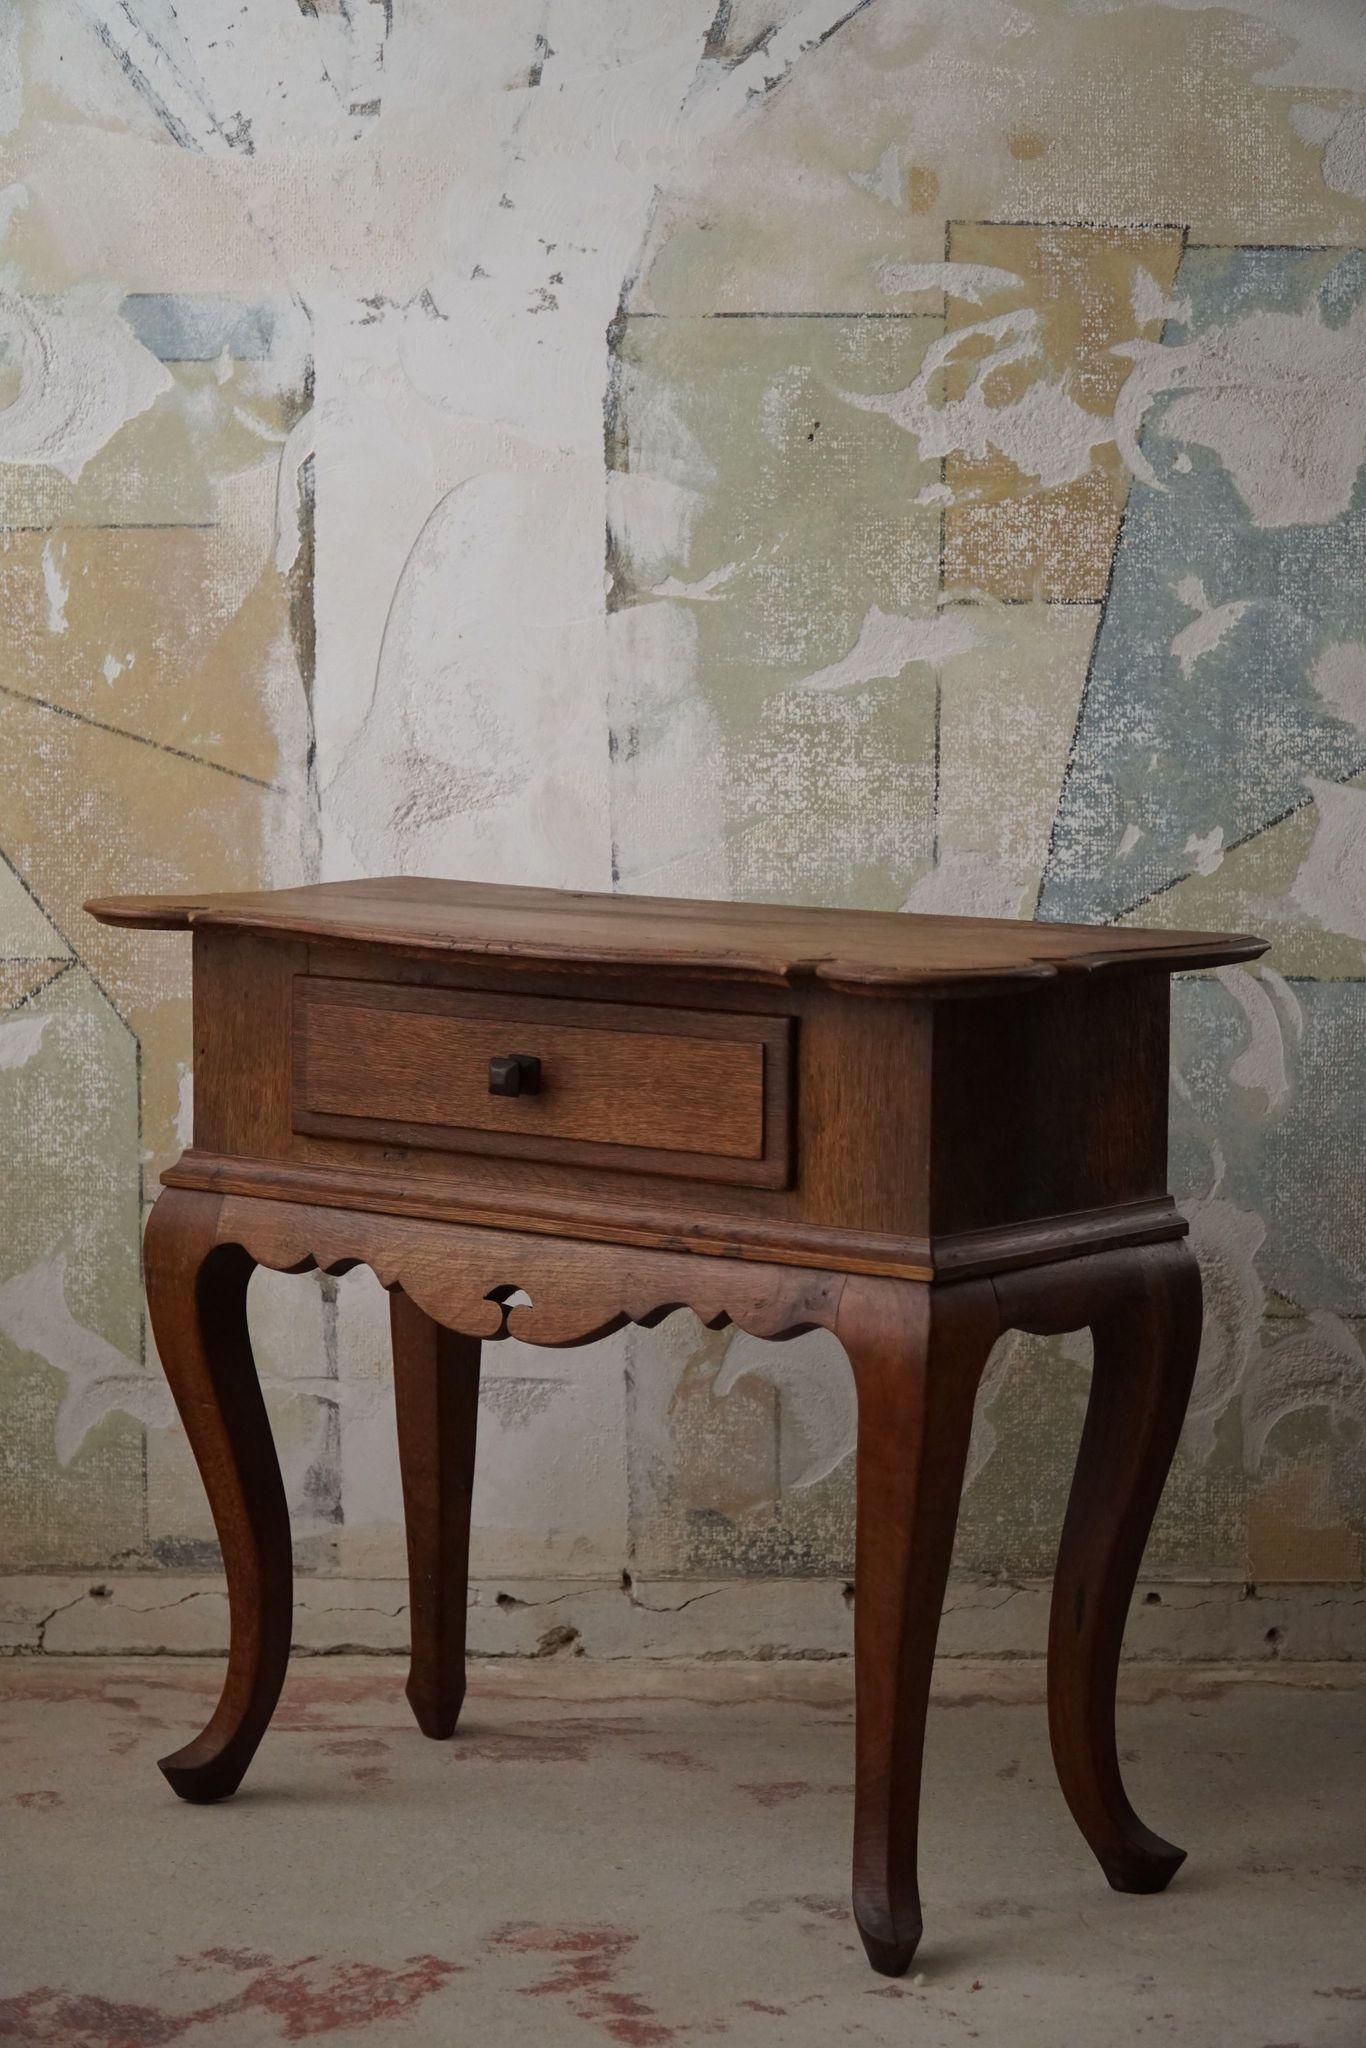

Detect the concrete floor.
[{"left": 2, "top": 1659, "right": 1363, "bottom": 2047}]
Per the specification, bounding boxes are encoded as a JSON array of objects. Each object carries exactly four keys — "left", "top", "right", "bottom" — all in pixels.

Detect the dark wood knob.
[{"left": 488, "top": 1052, "right": 541, "bottom": 1098}]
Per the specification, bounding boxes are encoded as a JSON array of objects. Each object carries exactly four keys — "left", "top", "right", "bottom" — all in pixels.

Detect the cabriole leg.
[
  {"left": 143, "top": 1187, "right": 292, "bottom": 1802},
  {"left": 391, "top": 1291, "right": 481, "bottom": 1740},
  {"left": 841, "top": 1275, "right": 1000, "bottom": 1975},
  {"left": 1048, "top": 1240, "right": 1202, "bottom": 1892}
]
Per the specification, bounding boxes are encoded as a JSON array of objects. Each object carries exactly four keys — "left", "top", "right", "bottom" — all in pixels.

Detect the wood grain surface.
[{"left": 86, "top": 875, "right": 1265, "bottom": 994}]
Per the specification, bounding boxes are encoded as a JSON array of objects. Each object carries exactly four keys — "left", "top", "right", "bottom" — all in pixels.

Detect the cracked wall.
[{"left": 1, "top": 1, "right": 1363, "bottom": 1621}]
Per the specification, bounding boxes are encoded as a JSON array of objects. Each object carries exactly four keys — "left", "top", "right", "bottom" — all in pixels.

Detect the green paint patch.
[{"left": 608, "top": 313, "right": 943, "bottom": 905}]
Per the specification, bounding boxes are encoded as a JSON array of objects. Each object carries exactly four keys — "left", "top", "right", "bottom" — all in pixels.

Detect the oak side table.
[{"left": 87, "top": 878, "right": 1264, "bottom": 1975}]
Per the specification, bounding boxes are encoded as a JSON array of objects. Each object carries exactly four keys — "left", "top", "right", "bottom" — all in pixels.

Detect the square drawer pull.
[{"left": 488, "top": 1052, "right": 542, "bottom": 1098}]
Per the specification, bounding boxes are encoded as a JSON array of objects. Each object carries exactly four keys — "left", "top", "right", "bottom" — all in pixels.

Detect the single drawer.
[{"left": 293, "top": 978, "right": 794, "bottom": 1187}]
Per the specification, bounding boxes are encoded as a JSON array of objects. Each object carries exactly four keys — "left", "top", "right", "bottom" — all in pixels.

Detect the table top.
[{"left": 85, "top": 876, "right": 1265, "bottom": 996}]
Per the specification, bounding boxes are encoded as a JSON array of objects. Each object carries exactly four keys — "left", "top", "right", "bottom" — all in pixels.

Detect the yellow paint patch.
[
  {"left": 0, "top": 688, "right": 300, "bottom": 1031},
  {"left": 0, "top": 517, "right": 295, "bottom": 786},
  {"left": 942, "top": 222, "right": 1186, "bottom": 602},
  {"left": 1007, "top": 129, "right": 1048, "bottom": 161},
  {"left": 906, "top": 165, "right": 940, "bottom": 214},
  {"left": 1247, "top": 1459, "right": 1366, "bottom": 1582}
]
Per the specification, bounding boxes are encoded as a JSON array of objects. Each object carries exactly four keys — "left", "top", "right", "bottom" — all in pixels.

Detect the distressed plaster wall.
[{"left": 1, "top": 0, "right": 1363, "bottom": 1647}]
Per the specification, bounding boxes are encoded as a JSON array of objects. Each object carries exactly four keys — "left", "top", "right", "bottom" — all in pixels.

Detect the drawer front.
[{"left": 293, "top": 978, "right": 793, "bottom": 1187}]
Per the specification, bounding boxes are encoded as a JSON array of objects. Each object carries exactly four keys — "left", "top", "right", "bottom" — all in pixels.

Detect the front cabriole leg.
[
  {"left": 839, "top": 1274, "right": 1000, "bottom": 1976},
  {"left": 143, "top": 1187, "right": 293, "bottom": 1802},
  {"left": 1045, "top": 1239, "right": 1203, "bottom": 1893}
]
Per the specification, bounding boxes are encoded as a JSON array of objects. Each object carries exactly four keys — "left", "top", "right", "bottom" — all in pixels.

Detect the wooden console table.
[{"left": 87, "top": 878, "right": 1264, "bottom": 1974}]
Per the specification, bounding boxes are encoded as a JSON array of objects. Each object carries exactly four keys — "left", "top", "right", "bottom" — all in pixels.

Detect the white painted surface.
[{"left": 0, "top": 284, "right": 171, "bottom": 478}]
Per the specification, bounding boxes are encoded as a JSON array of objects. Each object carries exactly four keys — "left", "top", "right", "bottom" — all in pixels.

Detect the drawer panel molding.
[{"left": 293, "top": 977, "right": 794, "bottom": 1189}]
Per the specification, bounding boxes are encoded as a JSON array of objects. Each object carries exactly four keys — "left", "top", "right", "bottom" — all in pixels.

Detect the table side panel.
[
  {"left": 928, "top": 974, "right": 1170, "bottom": 1235},
  {"left": 191, "top": 930, "right": 300, "bottom": 1157}
]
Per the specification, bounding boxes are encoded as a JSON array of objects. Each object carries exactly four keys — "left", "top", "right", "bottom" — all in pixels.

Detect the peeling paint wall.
[{"left": 1, "top": 1, "right": 1363, "bottom": 1626}]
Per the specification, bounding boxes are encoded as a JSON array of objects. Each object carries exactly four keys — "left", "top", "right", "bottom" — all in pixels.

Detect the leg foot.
[
  {"left": 840, "top": 1276, "right": 1000, "bottom": 1975},
  {"left": 391, "top": 1290, "right": 481, "bottom": 1741},
  {"left": 144, "top": 1189, "right": 292, "bottom": 1802},
  {"left": 1048, "top": 1241, "right": 1202, "bottom": 1892}
]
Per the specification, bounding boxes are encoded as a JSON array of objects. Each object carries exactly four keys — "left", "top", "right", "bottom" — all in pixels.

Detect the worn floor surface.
[{"left": 1, "top": 1658, "right": 1363, "bottom": 2047}]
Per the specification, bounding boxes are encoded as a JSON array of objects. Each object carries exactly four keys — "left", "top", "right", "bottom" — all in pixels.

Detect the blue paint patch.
[
  {"left": 1170, "top": 975, "right": 1366, "bottom": 1316},
  {"left": 119, "top": 294, "right": 278, "bottom": 362},
  {"left": 1040, "top": 247, "right": 1366, "bottom": 924}
]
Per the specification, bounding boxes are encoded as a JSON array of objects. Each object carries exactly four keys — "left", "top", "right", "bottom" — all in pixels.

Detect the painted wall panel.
[{"left": 1, "top": 0, "right": 1362, "bottom": 1608}]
